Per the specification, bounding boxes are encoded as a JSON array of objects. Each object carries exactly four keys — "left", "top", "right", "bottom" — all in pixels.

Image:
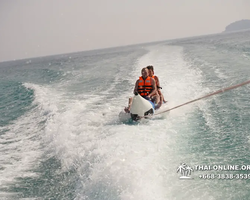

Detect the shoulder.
[
  {"left": 137, "top": 78, "right": 142, "bottom": 82},
  {"left": 135, "top": 79, "right": 139, "bottom": 86},
  {"left": 154, "top": 75, "right": 159, "bottom": 80},
  {"left": 150, "top": 77, "right": 155, "bottom": 83}
]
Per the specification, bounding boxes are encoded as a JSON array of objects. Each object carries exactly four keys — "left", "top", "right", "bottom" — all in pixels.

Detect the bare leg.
[
  {"left": 161, "top": 94, "right": 167, "bottom": 103},
  {"left": 158, "top": 90, "right": 167, "bottom": 103},
  {"left": 155, "top": 101, "right": 162, "bottom": 110},
  {"left": 151, "top": 95, "right": 162, "bottom": 110},
  {"left": 151, "top": 95, "right": 160, "bottom": 105}
]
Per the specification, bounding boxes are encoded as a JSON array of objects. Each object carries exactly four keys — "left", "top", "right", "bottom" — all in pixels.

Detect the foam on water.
[
  {"left": 120, "top": 44, "right": 213, "bottom": 199},
  {"left": 0, "top": 44, "right": 207, "bottom": 200},
  {"left": 27, "top": 44, "right": 211, "bottom": 199},
  {"left": 0, "top": 84, "right": 47, "bottom": 197}
]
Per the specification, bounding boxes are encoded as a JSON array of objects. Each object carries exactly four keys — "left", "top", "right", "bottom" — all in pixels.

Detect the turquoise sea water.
[{"left": 0, "top": 30, "right": 250, "bottom": 200}]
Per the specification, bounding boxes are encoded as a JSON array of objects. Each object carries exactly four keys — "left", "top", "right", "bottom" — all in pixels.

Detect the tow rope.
[{"left": 154, "top": 79, "right": 250, "bottom": 116}]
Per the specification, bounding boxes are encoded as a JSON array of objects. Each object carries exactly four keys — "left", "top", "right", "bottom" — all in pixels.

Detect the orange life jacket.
[{"left": 137, "top": 76, "right": 153, "bottom": 96}]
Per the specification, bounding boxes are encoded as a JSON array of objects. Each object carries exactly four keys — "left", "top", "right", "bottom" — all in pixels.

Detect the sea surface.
[{"left": 1, "top": 30, "right": 250, "bottom": 200}]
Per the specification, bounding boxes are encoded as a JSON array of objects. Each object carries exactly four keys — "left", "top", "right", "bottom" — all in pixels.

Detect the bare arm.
[
  {"left": 155, "top": 76, "right": 160, "bottom": 88},
  {"left": 148, "top": 78, "right": 157, "bottom": 97},
  {"left": 133, "top": 80, "right": 139, "bottom": 94},
  {"left": 155, "top": 76, "right": 163, "bottom": 95}
]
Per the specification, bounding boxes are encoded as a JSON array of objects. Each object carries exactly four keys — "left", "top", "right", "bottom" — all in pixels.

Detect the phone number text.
[{"left": 199, "top": 174, "right": 250, "bottom": 180}]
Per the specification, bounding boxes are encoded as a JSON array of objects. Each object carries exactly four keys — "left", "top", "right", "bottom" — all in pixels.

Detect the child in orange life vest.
[
  {"left": 124, "top": 67, "right": 160, "bottom": 113},
  {"left": 146, "top": 65, "right": 167, "bottom": 104}
]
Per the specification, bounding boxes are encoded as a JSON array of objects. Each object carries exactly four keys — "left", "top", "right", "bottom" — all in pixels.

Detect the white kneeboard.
[{"left": 130, "top": 93, "right": 155, "bottom": 120}]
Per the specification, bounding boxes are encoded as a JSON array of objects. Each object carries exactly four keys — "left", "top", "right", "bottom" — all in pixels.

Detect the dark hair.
[{"left": 146, "top": 65, "right": 154, "bottom": 71}]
